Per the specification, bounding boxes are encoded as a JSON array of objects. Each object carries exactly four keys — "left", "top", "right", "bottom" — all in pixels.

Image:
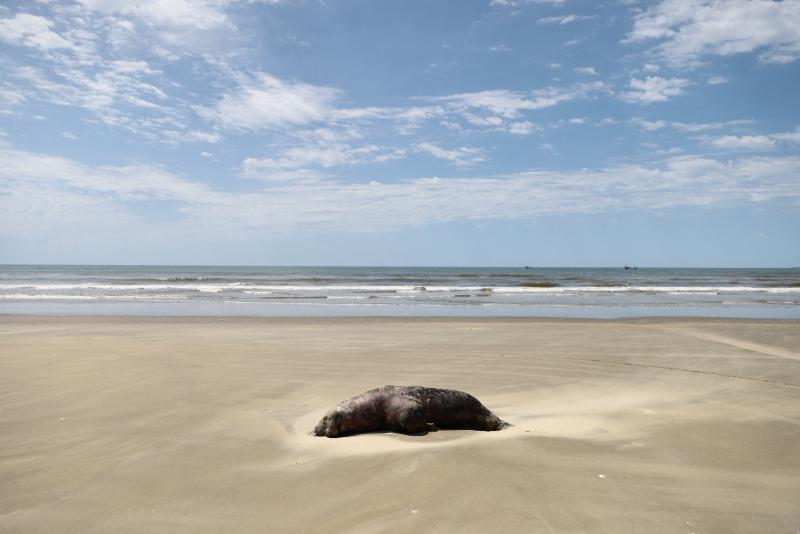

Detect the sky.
[{"left": 0, "top": 0, "right": 799, "bottom": 267}]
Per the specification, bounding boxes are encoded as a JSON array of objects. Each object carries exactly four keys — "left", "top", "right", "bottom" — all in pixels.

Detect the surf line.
[{"left": 566, "top": 357, "right": 800, "bottom": 389}]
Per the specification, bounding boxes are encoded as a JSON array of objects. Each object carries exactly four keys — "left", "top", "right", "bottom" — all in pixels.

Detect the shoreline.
[
  {"left": 3, "top": 302, "right": 799, "bottom": 320},
  {"left": 3, "top": 313, "right": 800, "bottom": 323}
]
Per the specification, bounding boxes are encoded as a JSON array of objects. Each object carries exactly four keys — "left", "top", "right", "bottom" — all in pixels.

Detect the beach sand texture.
[{"left": 1, "top": 316, "right": 799, "bottom": 533}]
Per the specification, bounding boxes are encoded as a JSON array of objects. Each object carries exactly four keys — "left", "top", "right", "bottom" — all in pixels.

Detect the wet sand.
[{"left": 1, "top": 316, "right": 799, "bottom": 533}]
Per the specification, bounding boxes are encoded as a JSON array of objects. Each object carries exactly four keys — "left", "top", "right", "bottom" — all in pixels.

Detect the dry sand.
[{"left": 1, "top": 316, "right": 799, "bottom": 533}]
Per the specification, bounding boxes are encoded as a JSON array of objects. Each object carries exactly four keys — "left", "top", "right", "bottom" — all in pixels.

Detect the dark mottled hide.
[{"left": 314, "top": 385, "right": 507, "bottom": 437}]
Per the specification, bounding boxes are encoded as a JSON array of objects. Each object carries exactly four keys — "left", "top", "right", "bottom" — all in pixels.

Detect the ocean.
[{"left": 1, "top": 265, "right": 799, "bottom": 318}]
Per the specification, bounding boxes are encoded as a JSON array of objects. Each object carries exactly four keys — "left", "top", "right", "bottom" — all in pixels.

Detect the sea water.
[{"left": 1, "top": 265, "right": 798, "bottom": 318}]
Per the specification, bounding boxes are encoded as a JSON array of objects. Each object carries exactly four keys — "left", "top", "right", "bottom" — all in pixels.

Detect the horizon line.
[{"left": 0, "top": 264, "right": 798, "bottom": 270}]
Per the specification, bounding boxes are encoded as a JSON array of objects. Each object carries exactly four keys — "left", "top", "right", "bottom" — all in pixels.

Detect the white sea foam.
[
  {"left": 0, "top": 283, "right": 231, "bottom": 293},
  {"left": 1, "top": 283, "right": 798, "bottom": 294},
  {"left": 0, "top": 293, "right": 189, "bottom": 301},
  {"left": 0, "top": 282, "right": 800, "bottom": 298},
  {"left": 0, "top": 294, "right": 98, "bottom": 300}
]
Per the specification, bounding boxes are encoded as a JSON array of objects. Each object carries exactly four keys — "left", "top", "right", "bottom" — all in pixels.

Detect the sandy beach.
[{"left": 1, "top": 316, "right": 798, "bottom": 533}]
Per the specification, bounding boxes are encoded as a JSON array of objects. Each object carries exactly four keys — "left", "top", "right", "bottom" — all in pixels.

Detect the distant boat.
[
  {"left": 624, "top": 265, "right": 638, "bottom": 270},
  {"left": 524, "top": 266, "right": 532, "bottom": 269}
]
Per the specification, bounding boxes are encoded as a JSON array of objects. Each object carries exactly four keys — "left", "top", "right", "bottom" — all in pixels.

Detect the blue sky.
[{"left": 1, "top": 0, "right": 799, "bottom": 266}]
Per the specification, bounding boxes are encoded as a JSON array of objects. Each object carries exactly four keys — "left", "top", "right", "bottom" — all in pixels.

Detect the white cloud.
[
  {"left": 433, "top": 82, "right": 607, "bottom": 118},
  {"left": 0, "top": 87, "right": 27, "bottom": 111},
  {"left": 0, "top": 13, "right": 74, "bottom": 51},
  {"left": 0, "top": 2, "right": 615, "bottom": 146},
  {"left": 574, "top": 67, "right": 598, "bottom": 75},
  {"left": 5, "top": 60, "right": 194, "bottom": 142},
  {"left": 671, "top": 119, "right": 752, "bottom": 132},
  {"left": 489, "top": 44, "right": 512, "bottom": 52},
  {"left": 3, "top": 146, "right": 799, "bottom": 237},
  {"left": 65, "top": 0, "right": 291, "bottom": 60},
  {"left": 462, "top": 114, "right": 505, "bottom": 127},
  {"left": 0, "top": 183, "right": 139, "bottom": 242},
  {"left": 413, "top": 143, "right": 487, "bottom": 166},
  {"left": 161, "top": 130, "right": 222, "bottom": 145},
  {"left": 2, "top": 37, "right": 608, "bottom": 145},
  {"left": 0, "top": 5, "right": 316, "bottom": 146},
  {"left": 240, "top": 164, "right": 323, "bottom": 183},
  {"left": 709, "top": 129, "right": 800, "bottom": 150},
  {"left": 198, "top": 73, "right": 339, "bottom": 131},
  {"left": 433, "top": 90, "right": 541, "bottom": 118},
  {"left": 508, "top": 121, "right": 538, "bottom": 135},
  {"left": 394, "top": 106, "right": 447, "bottom": 133},
  {"left": 710, "top": 135, "right": 776, "bottom": 151},
  {"left": 538, "top": 14, "right": 597, "bottom": 25},
  {"left": 772, "top": 129, "right": 800, "bottom": 145},
  {"left": 77, "top": 0, "right": 230, "bottom": 29},
  {"left": 630, "top": 117, "right": 668, "bottom": 131},
  {"left": 0, "top": 147, "right": 212, "bottom": 203},
  {"left": 292, "top": 127, "right": 363, "bottom": 144},
  {"left": 630, "top": 117, "right": 755, "bottom": 132},
  {"left": 354, "top": 82, "right": 607, "bottom": 135},
  {"left": 243, "top": 142, "right": 406, "bottom": 179},
  {"left": 454, "top": 113, "right": 540, "bottom": 135},
  {"left": 241, "top": 125, "right": 405, "bottom": 179},
  {"left": 201, "top": 72, "right": 454, "bottom": 135},
  {"left": 621, "top": 76, "right": 691, "bottom": 103},
  {"left": 707, "top": 76, "right": 729, "bottom": 85},
  {"left": 626, "top": 0, "right": 800, "bottom": 66}
]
